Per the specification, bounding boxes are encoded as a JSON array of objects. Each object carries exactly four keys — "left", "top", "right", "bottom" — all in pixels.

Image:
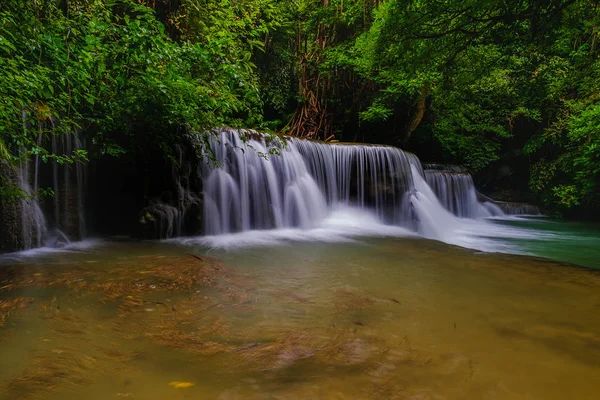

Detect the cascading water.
[
  {"left": 17, "top": 155, "right": 47, "bottom": 249},
  {"left": 14, "top": 125, "right": 87, "bottom": 250},
  {"left": 424, "top": 170, "right": 503, "bottom": 218},
  {"left": 295, "top": 139, "right": 421, "bottom": 224},
  {"left": 5, "top": 127, "right": 545, "bottom": 256},
  {"left": 202, "top": 131, "right": 329, "bottom": 235},
  {"left": 497, "top": 202, "right": 541, "bottom": 215},
  {"left": 198, "top": 129, "right": 544, "bottom": 253},
  {"left": 202, "top": 129, "right": 422, "bottom": 235},
  {"left": 408, "top": 165, "right": 461, "bottom": 240},
  {"left": 46, "top": 129, "right": 87, "bottom": 241}
]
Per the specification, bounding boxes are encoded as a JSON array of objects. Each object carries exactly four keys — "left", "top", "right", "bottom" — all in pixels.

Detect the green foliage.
[
  {"left": 0, "top": 138, "right": 10, "bottom": 162},
  {"left": 0, "top": 177, "right": 24, "bottom": 204},
  {"left": 2, "top": 0, "right": 599, "bottom": 216},
  {"left": 534, "top": 102, "right": 600, "bottom": 209},
  {"left": 340, "top": 0, "right": 600, "bottom": 212},
  {"left": 0, "top": 0, "right": 281, "bottom": 202}
]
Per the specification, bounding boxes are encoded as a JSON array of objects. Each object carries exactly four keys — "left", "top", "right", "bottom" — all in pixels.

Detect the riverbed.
[{"left": 1, "top": 228, "right": 599, "bottom": 399}]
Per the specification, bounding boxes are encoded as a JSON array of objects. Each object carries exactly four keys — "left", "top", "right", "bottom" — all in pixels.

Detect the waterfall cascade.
[
  {"left": 17, "top": 157, "right": 47, "bottom": 249},
  {"left": 12, "top": 128, "right": 87, "bottom": 250},
  {"left": 3, "top": 127, "right": 541, "bottom": 252},
  {"left": 497, "top": 202, "right": 541, "bottom": 215},
  {"left": 202, "top": 129, "right": 425, "bottom": 235},
  {"left": 423, "top": 169, "right": 504, "bottom": 218},
  {"left": 202, "top": 129, "right": 515, "bottom": 238}
]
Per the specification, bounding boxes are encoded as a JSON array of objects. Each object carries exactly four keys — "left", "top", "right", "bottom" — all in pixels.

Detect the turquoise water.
[{"left": 485, "top": 217, "right": 600, "bottom": 269}]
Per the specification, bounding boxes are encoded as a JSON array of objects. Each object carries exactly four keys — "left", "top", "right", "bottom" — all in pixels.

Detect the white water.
[
  {"left": 202, "top": 129, "right": 420, "bottom": 235},
  {"left": 408, "top": 166, "right": 552, "bottom": 253},
  {"left": 6, "top": 127, "right": 545, "bottom": 258},
  {"left": 17, "top": 153, "right": 47, "bottom": 249},
  {"left": 15, "top": 122, "right": 87, "bottom": 250},
  {"left": 176, "top": 207, "right": 417, "bottom": 249},
  {"left": 0, "top": 238, "right": 105, "bottom": 264},
  {"left": 192, "top": 129, "right": 545, "bottom": 254},
  {"left": 424, "top": 169, "right": 503, "bottom": 218}
]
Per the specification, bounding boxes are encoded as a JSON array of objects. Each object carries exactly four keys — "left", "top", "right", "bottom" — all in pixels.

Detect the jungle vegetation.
[{"left": 1, "top": 0, "right": 599, "bottom": 217}]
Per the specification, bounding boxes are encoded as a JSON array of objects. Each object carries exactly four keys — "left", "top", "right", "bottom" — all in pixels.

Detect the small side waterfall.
[
  {"left": 424, "top": 169, "right": 503, "bottom": 218},
  {"left": 409, "top": 165, "right": 461, "bottom": 240},
  {"left": 13, "top": 128, "right": 87, "bottom": 250},
  {"left": 498, "top": 202, "right": 541, "bottom": 215},
  {"left": 17, "top": 156, "right": 47, "bottom": 249},
  {"left": 46, "top": 129, "right": 87, "bottom": 241}
]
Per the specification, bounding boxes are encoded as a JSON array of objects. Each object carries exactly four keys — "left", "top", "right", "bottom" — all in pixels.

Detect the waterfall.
[
  {"left": 14, "top": 126, "right": 87, "bottom": 250},
  {"left": 200, "top": 129, "right": 537, "bottom": 248},
  {"left": 409, "top": 165, "right": 461, "bottom": 240},
  {"left": 202, "top": 130, "right": 328, "bottom": 235},
  {"left": 203, "top": 129, "right": 423, "bottom": 235},
  {"left": 7, "top": 126, "right": 538, "bottom": 252},
  {"left": 424, "top": 170, "right": 503, "bottom": 218},
  {"left": 17, "top": 154, "right": 47, "bottom": 249},
  {"left": 46, "top": 129, "right": 87, "bottom": 240},
  {"left": 498, "top": 202, "right": 541, "bottom": 215}
]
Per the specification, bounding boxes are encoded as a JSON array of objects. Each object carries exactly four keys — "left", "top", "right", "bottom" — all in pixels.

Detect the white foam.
[
  {"left": 169, "top": 207, "right": 416, "bottom": 250},
  {"left": 0, "top": 238, "right": 105, "bottom": 264}
]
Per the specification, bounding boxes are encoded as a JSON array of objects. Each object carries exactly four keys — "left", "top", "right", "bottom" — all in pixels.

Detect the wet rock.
[
  {"left": 137, "top": 203, "right": 181, "bottom": 240},
  {"left": 0, "top": 161, "right": 25, "bottom": 253},
  {"left": 134, "top": 137, "right": 204, "bottom": 240}
]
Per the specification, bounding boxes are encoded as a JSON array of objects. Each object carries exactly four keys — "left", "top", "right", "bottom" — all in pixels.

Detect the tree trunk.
[{"left": 402, "top": 86, "right": 428, "bottom": 143}]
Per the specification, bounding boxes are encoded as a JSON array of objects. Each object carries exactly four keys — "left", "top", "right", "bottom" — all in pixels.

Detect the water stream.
[
  {"left": 9, "top": 129, "right": 596, "bottom": 268},
  {"left": 201, "top": 130, "right": 497, "bottom": 243},
  {"left": 197, "top": 130, "right": 581, "bottom": 264},
  {"left": 2, "top": 130, "right": 600, "bottom": 399}
]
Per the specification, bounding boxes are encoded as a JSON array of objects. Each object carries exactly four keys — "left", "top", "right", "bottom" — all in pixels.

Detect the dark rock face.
[
  {"left": 180, "top": 191, "right": 204, "bottom": 236},
  {"left": 44, "top": 181, "right": 84, "bottom": 241},
  {"left": 137, "top": 193, "right": 204, "bottom": 240},
  {"left": 134, "top": 140, "right": 204, "bottom": 240},
  {"left": 138, "top": 203, "right": 181, "bottom": 240},
  {"left": 86, "top": 154, "right": 138, "bottom": 237},
  {"left": 0, "top": 162, "right": 24, "bottom": 253}
]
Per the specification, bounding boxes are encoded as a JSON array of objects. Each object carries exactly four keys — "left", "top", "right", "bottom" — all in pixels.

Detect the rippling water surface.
[{"left": 1, "top": 232, "right": 599, "bottom": 400}]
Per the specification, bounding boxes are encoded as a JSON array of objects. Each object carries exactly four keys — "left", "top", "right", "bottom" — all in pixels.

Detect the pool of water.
[
  {"left": 485, "top": 217, "right": 600, "bottom": 269},
  {"left": 1, "top": 236, "right": 599, "bottom": 399},
  {"left": 169, "top": 213, "right": 600, "bottom": 270}
]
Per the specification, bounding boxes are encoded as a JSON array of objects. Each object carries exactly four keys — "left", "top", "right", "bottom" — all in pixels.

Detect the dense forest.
[{"left": 1, "top": 0, "right": 599, "bottom": 217}]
